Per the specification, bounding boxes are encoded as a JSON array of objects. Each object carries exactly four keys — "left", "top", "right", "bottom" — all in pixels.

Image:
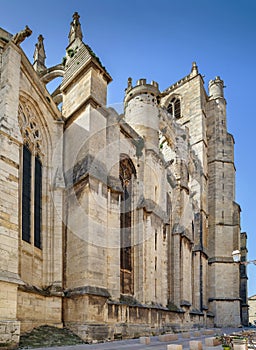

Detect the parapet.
[{"left": 124, "top": 77, "right": 160, "bottom": 105}]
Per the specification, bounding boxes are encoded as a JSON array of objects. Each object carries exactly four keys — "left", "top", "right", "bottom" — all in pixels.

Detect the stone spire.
[
  {"left": 68, "top": 12, "right": 83, "bottom": 44},
  {"left": 191, "top": 61, "right": 198, "bottom": 76},
  {"left": 33, "top": 35, "right": 46, "bottom": 73},
  {"left": 126, "top": 77, "right": 133, "bottom": 92}
]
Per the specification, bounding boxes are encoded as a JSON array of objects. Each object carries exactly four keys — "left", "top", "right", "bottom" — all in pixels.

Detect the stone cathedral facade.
[{"left": 0, "top": 13, "right": 247, "bottom": 347}]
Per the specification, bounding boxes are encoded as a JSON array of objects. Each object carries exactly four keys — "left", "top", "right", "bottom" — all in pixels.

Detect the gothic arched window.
[
  {"left": 19, "top": 102, "right": 43, "bottom": 249},
  {"left": 167, "top": 97, "right": 181, "bottom": 119},
  {"left": 119, "top": 155, "right": 136, "bottom": 294}
]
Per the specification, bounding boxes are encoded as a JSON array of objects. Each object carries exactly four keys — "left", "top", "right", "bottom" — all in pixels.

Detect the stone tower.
[
  {"left": 160, "top": 63, "right": 209, "bottom": 313},
  {"left": 124, "top": 78, "right": 160, "bottom": 152},
  {"left": 207, "top": 76, "right": 241, "bottom": 326},
  {"left": 59, "top": 13, "right": 124, "bottom": 331}
]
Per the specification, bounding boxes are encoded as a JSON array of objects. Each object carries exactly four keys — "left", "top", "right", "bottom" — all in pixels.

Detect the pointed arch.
[
  {"left": 18, "top": 94, "right": 52, "bottom": 249},
  {"left": 18, "top": 92, "right": 53, "bottom": 157}
]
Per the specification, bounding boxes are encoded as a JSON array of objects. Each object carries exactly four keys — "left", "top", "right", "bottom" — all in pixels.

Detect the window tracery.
[
  {"left": 18, "top": 101, "right": 43, "bottom": 249},
  {"left": 18, "top": 102, "right": 44, "bottom": 158}
]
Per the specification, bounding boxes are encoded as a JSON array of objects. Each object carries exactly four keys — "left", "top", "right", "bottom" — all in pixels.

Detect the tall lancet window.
[
  {"left": 22, "top": 144, "right": 32, "bottom": 243},
  {"left": 34, "top": 155, "right": 42, "bottom": 248},
  {"left": 19, "top": 102, "right": 43, "bottom": 249},
  {"left": 119, "top": 155, "right": 136, "bottom": 294}
]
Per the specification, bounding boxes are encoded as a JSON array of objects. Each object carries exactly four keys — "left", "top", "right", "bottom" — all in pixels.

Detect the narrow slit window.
[
  {"left": 22, "top": 144, "right": 32, "bottom": 243},
  {"left": 34, "top": 156, "right": 42, "bottom": 249}
]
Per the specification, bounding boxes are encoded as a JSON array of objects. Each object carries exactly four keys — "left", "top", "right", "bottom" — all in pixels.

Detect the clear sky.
[{"left": 1, "top": 0, "right": 255, "bottom": 296}]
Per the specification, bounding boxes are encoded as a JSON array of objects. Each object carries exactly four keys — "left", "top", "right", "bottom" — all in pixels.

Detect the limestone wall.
[
  {"left": 64, "top": 293, "right": 210, "bottom": 342},
  {"left": 17, "top": 290, "right": 62, "bottom": 333},
  {"left": 248, "top": 296, "right": 256, "bottom": 325},
  {"left": 0, "top": 320, "right": 20, "bottom": 349},
  {"left": 210, "top": 299, "right": 240, "bottom": 327}
]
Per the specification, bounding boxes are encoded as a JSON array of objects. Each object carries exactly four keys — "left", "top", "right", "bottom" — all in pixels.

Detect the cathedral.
[{"left": 0, "top": 13, "right": 248, "bottom": 347}]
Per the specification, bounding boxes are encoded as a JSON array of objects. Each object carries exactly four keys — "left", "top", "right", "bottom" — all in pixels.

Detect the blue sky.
[{"left": 1, "top": 0, "right": 255, "bottom": 296}]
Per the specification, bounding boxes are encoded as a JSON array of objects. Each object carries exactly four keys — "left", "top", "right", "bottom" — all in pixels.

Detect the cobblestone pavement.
[{"left": 32, "top": 328, "right": 244, "bottom": 350}]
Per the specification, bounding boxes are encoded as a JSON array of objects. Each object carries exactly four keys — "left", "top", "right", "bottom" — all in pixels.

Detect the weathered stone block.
[
  {"left": 167, "top": 345, "right": 183, "bottom": 350},
  {"left": 205, "top": 337, "right": 221, "bottom": 346},
  {"left": 233, "top": 342, "right": 247, "bottom": 350},
  {"left": 190, "top": 340, "right": 203, "bottom": 350},
  {"left": 139, "top": 336, "right": 150, "bottom": 344},
  {"left": 0, "top": 320, "right": 20, "bottom": 348},
  {"left": 167, "top": 334, "right": 179, "bottom": 341},
  {"left": 160, "top": 334, "right": 179, "bottom": 342},
  {"left": 203, "top": 330, "right": 215, "bottom": 335},
  {"left": 193, "top": 331, "right": 201, "bottom": 337},
  {"left": 182, "top": 332, "right": 191, "bottom": 338}
]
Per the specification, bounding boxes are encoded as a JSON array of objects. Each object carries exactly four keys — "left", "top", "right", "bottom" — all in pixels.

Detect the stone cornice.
[
  {"left": 0, "top": 270, "right": 25, "bottom": 285},
  {"left": 137, "top": 196, "right": 169, "bottom": 223},
  {"left": 161, "top": 72, "right": 204, "bottom": 97},
  {"left": 208, "top": 297, "right": 242, "bottom": 302},
  {"left": 208, "top": 257, "right": 234, "bottom": 264},
  {"left": 64, "top": 285, "right": 110, "bottom": 298}
]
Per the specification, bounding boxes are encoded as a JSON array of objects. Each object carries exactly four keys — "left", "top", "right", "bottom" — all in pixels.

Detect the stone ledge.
[
  {"left": 19, "top": 283, "right": 63, "bottom": 296},
  {"left": 0, "top": 270, "right": 25, "bottom": 285},
  {"left": 64, "top": 285, "right": 110, "bottom": 298},
  {"left": 189, "top": 309, "right": 204, "bottom": 316},
  {"left": 208, "top": 297, "right": 241, "bottom": 302},
  {"left": 180, "top": 300, "right": 192, "bottom": 307}
]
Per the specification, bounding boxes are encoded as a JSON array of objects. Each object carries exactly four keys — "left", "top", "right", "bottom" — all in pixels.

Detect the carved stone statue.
[{"left": 12, "top": 25, "right": 32, "bottom": 45}]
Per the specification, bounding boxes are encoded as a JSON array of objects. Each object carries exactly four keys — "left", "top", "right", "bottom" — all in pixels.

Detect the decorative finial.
[
  {"left": 127, "top": 77, "right": 132, "bottom": 88},
  {"left": 125, "top": 77, "right": 133, "bottom": 93},
  {"left": 11, "top": 25, "right": 32, "bottom": 46},
  {"left": 191, "top": 61, "right": 198, "bottom": 76},
  {"left": 33, "top": 35, "right": 46, "bottom": 72},
  {"left": 68, "top": 12, "right": 83, "bottom": 44}
]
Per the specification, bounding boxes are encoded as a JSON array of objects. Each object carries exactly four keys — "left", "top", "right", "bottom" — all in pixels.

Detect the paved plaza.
[{"left": 32, "top": 328, "right": 244, "bottom": 350}]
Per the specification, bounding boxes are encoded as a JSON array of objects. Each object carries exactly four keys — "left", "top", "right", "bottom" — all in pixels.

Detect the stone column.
[
  {"left": 48, "top": 120, "right": 65, "bottom": 288},
  {"left": 0, "top": 42, "right": 23, "bottom": 347},
  {"left": 172, "top": 230, "right": 181, "bottom": 306}
]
